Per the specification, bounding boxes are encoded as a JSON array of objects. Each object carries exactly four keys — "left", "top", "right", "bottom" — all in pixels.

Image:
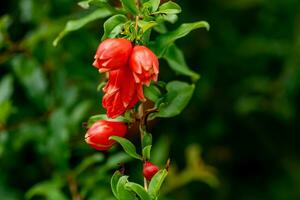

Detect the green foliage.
[
  {"left": 125, "top": 182, "right": 151, "bottom": 200},
  {"left": 148, "top": 169, "right": 168, "bottom": 199},
  {"left": 120, "top": 0, "right": 139, "bottom": 15},
  {"left": 102, "top": 14, "right": 127, "bottom": 40},
  {"left": 152, "top": 81, "right": 195, "bottom": 118},
  {"left": 110, "top": 136, "right": 143, "bottom": 160},
  {"left": 152, "top": 21, "right": 209, "bottom": 57},
  {"left": 53, "top": 8, "right": 112, "bottom": 46},
  {"left": 2, "top": 0, "right": 300, "bottom": 200},
  {"left": 156, "top": 1, "right": 181, "bottom": 15},
  {"left": 164, "top": 45, "right": 200, "bottom": 81}
]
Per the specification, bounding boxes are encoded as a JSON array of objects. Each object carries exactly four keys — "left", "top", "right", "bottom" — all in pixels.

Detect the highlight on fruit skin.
[{"left": 85, "top": 120, "right": 127, "bottom": 151}]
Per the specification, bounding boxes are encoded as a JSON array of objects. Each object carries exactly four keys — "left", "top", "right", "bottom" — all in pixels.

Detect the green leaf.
[
  {"left": 142, "top": 132, "right": 152, "bottom": 148},
  {"left": 151, "top": 135, "right": 170, "bottom": 165},
  {"left": 152, "top": 81, "right": 195, "bottom": 118},
  {"left": 87, "top": 114, "right": 129, "bottom": 128},
  {"left": 110, "top": 136, "right": 143, "bottom": 160},
  {"left": 0, "top": 101, "right": 14, "bottom": 125},
  {"left": 25, "top": 179, "right": 67, "bottom": 200},
  {"left": 0, "top": 75, "right": 13, "bottom": 103},
  {"left": 142, "top": 145, "right": 152, "bottom": 160},
  {"left": 157, "top": 1, "right": 181, "bottom": 14},
  {"left": 143, "top": 0, "right": 160, "bottom": 12},
  {"left": 153, "top": 21, "right": 209, "bottom": 57},
  {"left": 144, "top": 84, "right": 161, "bottom": 102},
  {"left": 102, "top": 14, "right": 127, "bottom": 40},
  {"left": 126, "top": 182, "right": 151, "bottom": 200},
  {"left": 148, "top": 169, "right": 168, "bottom": 199},
  {"left": 78, "top": 0, "right": 108, "bottom": 9},
  {"left": 111, "top": 170, "right": 122, "bottom": 199},
  {"left": 117, "top": 176, "right": 136, "bottom": 200},
  {"left": 120, "top": 0, "right": 139, "bottom": 15},
  {"left": 138, "top": 20, "right": 157, "bottom": 33},
  {"left": 164, "top": 44, "right": 200, "bottom": 81},
  {"left": 53, "top": 8, "right": 112, "bottom": 46},
  {"left": 105, "top": 152, "right": 132, "bottom": 169},
  {"left": 11, "top": 55, "right": 47, "bottom": 107},
  {"left": 74, "top": 153, "right": 104, "bottom": 176}
]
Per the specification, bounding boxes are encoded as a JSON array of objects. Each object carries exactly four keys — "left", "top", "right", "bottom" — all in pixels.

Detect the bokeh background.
[{"left": 1, "top": 0, "right": 300, "bottom": 199}]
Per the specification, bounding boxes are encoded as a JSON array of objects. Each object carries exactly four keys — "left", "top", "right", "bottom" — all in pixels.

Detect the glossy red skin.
[
  {"left": 143, "top": 161, "right": 160, "bottom": 180},
  {"left": 129, "top": 46, "right": 159, "bottom": 86},
  {"left": 102, "top": 66, "right": 145, "bottom": 118},
  {"left": 93, "top": 38, "right": 132, "bottom": 73},
  {"left": 85, "top": 120, "right": 127, "bottom": 151}
]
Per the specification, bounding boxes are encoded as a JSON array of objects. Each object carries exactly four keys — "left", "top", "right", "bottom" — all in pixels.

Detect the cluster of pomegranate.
[
  {"left": 85, "top": 38, "right": 160, "bottom": 180},
  {"left": 94, "top": 38, "right": 159, "bottom": 118}
]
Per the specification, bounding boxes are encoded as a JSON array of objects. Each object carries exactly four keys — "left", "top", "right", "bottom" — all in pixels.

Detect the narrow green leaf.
[
  {"left": 120, "top": 0, "right": 139, "bottom": 15},
  {"left": 110, "top": 136, "right": 143, "bottom": 160},
  {"left": 117, "top": 176, "right": 136, "bottom": 200},
  {"left": 53, "top": 8, "right": 112, "bottom": 46},
  {"left": 87, "top": 114, "right": 129, "bottom": 128},
  {"left": 142, "top": 145, "right": 152, "bottom": 160},
  {"left": 78, "top": 0, "right": 108, "bottom": 9},
  {"left": 126, "top": 182, "right": 151, "bottom": 200},
  {"left": 164, "top": 44, "right": 200, "bottom": 81},
  {"left": 74, "top": 153, "right": 104, "bottom": 176},
  {"left": 148, "top": 169, "right": 168, "bottom": 199},
  {"left": 143, "top": 0, "right": 160, "bottom": 12},
  {"left": 111, "top": 170, "right": 122, "bottom": 199},
  {"left": 153, "top": 21, "right": 209, "bottom": 57},
  {"left": 152, "top": 81, "right": 195, "bottom": 118},
  {"left": 157, "top": 1, "right": 181, "bottom": 14},
  {"left": 102, "top": 14, "right": 127, "bottom": 40}
]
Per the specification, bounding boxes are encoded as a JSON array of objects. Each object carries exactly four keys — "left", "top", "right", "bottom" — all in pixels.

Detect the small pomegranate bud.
[
  {"left": 85, "top": 120, "right": 127, "bottom": 151},
  {"left": 143, "top": 161, "right": 159, "bottom": 180},
  {"left": 129, "top": 46, "right": 159, "bottom": 86},
  {"left": 93, "top": 38, "right": 132, "bottom": 73}
]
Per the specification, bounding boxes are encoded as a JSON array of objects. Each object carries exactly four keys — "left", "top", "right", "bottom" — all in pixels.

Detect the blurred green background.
[{"left": 1, "top": 0, "right": 300, "bottom": 199}]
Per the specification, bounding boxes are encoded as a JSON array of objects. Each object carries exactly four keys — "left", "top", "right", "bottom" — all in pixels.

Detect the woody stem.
[{"left": 138, "top": 103, "right": 148, "bottom": 190}]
